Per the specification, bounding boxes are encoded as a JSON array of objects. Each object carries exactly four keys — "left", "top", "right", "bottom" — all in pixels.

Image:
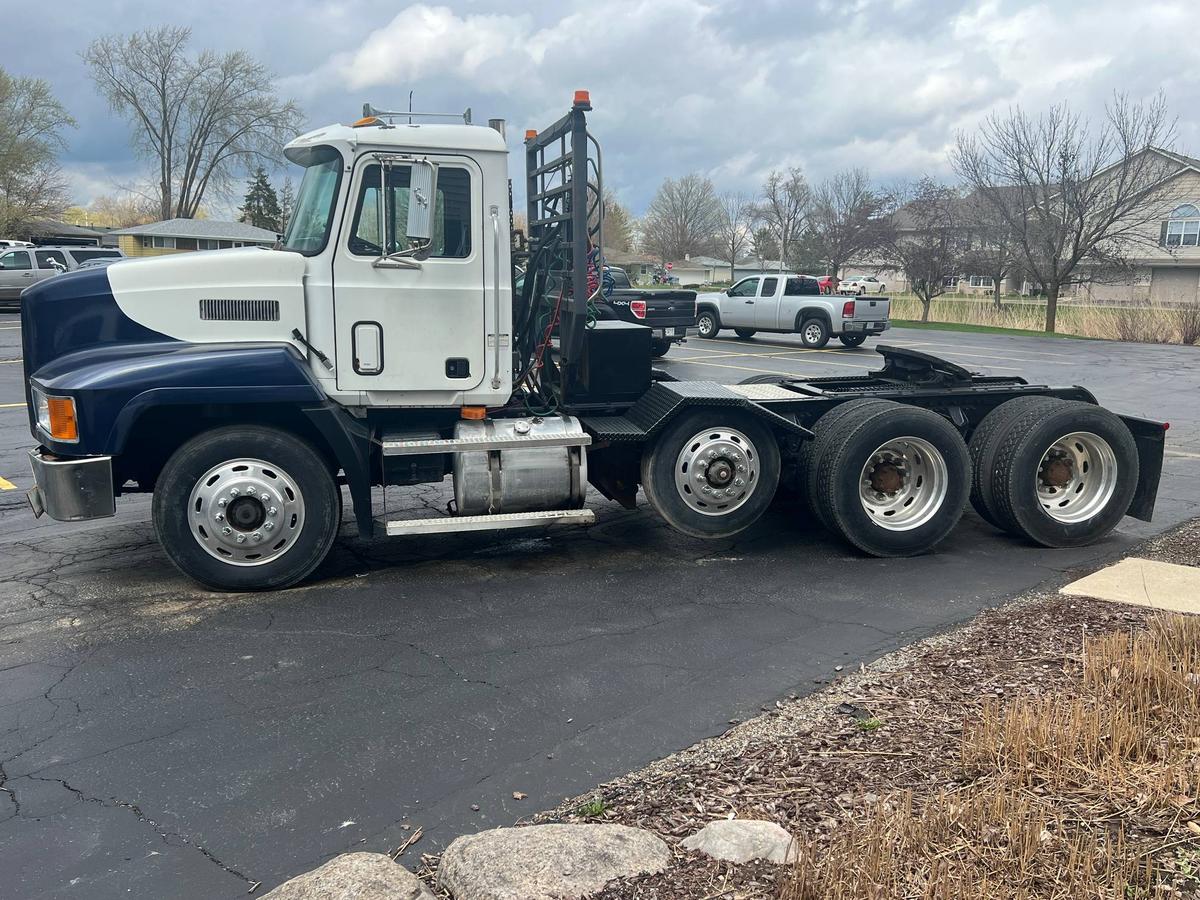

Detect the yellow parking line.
[
  {"left": 902, "top": 339, "right": 1071, "bottom": 360},
  {"left": 0, "top": 359, "right": 20, "bottom": 365},
  {"left": 0, "top": 402, "right": 25, "bottom": 408},
  {"left": 0, "top": 476, "right": 16, "bottom": 491}
]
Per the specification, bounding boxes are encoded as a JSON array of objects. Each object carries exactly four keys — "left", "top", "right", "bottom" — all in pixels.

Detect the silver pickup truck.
[{"left": 695, "top": 272, "right": 890, "bottom": 348}]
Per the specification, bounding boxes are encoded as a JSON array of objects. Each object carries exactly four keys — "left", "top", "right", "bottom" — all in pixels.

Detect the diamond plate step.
[{"left": 377, "top": 508, "right": 595, "bottom": 536}]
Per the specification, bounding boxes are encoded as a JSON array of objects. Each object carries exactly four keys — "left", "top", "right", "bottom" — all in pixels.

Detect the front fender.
[{"left": 30, "top": 342, "right": 323, "bottom": 456}]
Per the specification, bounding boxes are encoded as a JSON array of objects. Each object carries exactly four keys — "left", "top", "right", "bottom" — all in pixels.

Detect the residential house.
[
  {"left": 732, "top": 259, "right": 787, "bottom": 281},
  {"left": 112, "top": 219, "right": 278, "bottom": 258},
  {"left": 665, "top": 254, "right": 725, "bottom": 286},
  {"left": 20, "top": 219, "right": 112, "bottom": 247},
  {"left": 603, "top": 248, "right": 660, "bottom": 284}
]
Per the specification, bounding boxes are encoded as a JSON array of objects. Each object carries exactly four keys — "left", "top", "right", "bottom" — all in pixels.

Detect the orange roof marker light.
[
  {"left": 525, "top": 129, "right": 538, "bottom": 141},
  {"left": 460, "top": 406, "right": 488, "bottom": 420},
  {"left": 352, "top": 115, "right": 380, "bottom": 128},
  {"left": 573, "top": 90, "right": 592, "bottom": 109}
]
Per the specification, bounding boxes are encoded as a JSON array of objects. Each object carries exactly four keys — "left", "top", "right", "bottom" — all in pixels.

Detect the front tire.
[
  {"left": 697, "top": 310, "right": 720, "bottom": 339},
  {"left": 641, "top": 410, "right": 780, "bottom": 539},
  {"left": 799, "top": 317, "right": 830, "bottom": 349},
  {"left": 649, "top": 338, "right": 672, "bottom": 358},
  {"left": 153, "top": 425, "right": 342, "bottom": 591},
  {"left": 839, "top": 334, "right": 866, "bottom": 348},
  {"left": 809, "top": 403, "right": 970, "bottom": 557}
]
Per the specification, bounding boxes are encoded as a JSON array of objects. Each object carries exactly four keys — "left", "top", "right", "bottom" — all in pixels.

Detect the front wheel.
[
  {"left": 649, "top": 338, "right": 672, "bottom": 358},
  {"left": 839, "top": 334, "right": 866, "bottom": 348},
  {"left": 153, "top": 425, "right": 342, "bottom": 591},
  {"left": 641, "top": 410, "right": 780, "bottom": 539},
  {"left": 799, "top": 317, "right": 830, "bottom": 348},
  {"left": 696, "top": 310, "right": 720, "bottom": 339}
]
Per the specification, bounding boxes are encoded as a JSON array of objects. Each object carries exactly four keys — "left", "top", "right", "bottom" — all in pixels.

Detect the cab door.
[
  {"left": 753, "top": 275, "right": 781, "bottom": 329},
  {"left": 721, "top": 276, "right": 759, "bottom": 327},
  {"left": 332, "top": 154, "right": 485, "bottom": 394}
]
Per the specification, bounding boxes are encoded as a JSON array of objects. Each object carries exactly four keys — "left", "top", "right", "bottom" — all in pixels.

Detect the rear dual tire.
[{"left": 969, "top": 398, "right": 1138, "bottom": 547}]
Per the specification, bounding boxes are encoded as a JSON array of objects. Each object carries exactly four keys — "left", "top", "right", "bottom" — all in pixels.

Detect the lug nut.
[
  {"left": 221, "top": 526, "right": 232, "bottom": 536},
  {"left": 251, "top": 532, "right": 262, "bottom": 541},
  {"left": 214, "top": 513, "right": 225, "bottom": 522},
  {"left": 235, "top": 534, "right": 246, "bottom": 544},
  {"left": 267, "top": 506, "right": 277, "bottom": 516},
  {"left": 264, "top": 522, "right": 274, "bottom": 531},
  {"left": 260, "top": 493, "right": 270, "bottom": 502},
  {"left": 230, "top": 488, "right": 240, "bottom": 497},
  {"left": 217, "top": 498, "right": 228, "bottom": 508}
]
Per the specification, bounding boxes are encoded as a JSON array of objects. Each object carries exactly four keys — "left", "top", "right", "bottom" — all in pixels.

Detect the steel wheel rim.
[
  {"left": 858, "top": 436, "right": 949, "bottom": 531},
  {"left": 1036, "top": 431, "right": 1117, "bottom": 523},
  {"left": 675, "top": 427, "right": 760, "bottom": 516},
  {"left": 804, "top": 322, "right": 823, "bottom": 344},
  {"left": 188, "top": 457, "right": 306, "bottom": 566},
  {"left": 698, "top": 313, "right": 715, "bottom": 336}
]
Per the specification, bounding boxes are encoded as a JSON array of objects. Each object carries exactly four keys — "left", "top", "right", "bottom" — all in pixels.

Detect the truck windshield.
[{"left": 283, "top": 145, "right": 342, "bottom": 255}]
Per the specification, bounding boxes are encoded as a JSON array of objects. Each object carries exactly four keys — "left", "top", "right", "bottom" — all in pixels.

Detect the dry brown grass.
[
  {"left": 780, "top": 615, "right": 1200, "bottom": 900},
  {"left": 890, "top": 294, "right": 1200, "bottom": 344}
]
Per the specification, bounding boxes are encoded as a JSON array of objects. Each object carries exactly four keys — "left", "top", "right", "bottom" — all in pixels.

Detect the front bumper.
[
  {"left": 26, "top": 448, "right": 116, "bottom": 521},
  {"left": 842, "top": 320, "right": 890, "bottom": 335}
]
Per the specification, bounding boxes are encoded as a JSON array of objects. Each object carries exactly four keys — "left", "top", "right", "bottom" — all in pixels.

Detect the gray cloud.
[{"left": 5, "top": 0, "right": 1199, "bottom": 216}]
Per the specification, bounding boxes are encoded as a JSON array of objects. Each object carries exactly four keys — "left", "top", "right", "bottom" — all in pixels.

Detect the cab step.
[
  {"left": 381, "top": 431, "right": 591, "bottom": 456},
  {"left": 376, "top": 508, "right": 595, "bottom": 536}
]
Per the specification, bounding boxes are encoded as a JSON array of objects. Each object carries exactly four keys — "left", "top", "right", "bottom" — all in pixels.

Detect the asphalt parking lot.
[{"left": 1, "top": 311, "right": 1198, "bottom": 899}]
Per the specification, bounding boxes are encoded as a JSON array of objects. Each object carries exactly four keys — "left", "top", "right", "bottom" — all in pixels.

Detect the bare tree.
[
  {"left": 0, "top": 68, "right": 75, "bottom": 235},
  {"left": 601, "top": 191, "right": 635, "bottom": 252},
  {"left": 882, "top": 178, "right": 965, "bottom": 322},
  {"left": 960, "top": 192, "right": 1017, "bottom": 308},
  {"left": 716, "top": 191, "right": 753, "bottom": 281},
  {"left": 84, "top": 26, "right": 303, "bottom": 220},
  {"left": 953, "top": 95, "right": 1179, "bottom": 331},
  {"left": 756, "top": 167, "right": 809, "bottom": 271},
  {"left": 808, "top": 168, "right": 886, "bottom": 281},
  {"left": 78, "top": 190, "right": 158, "bottom": 228},
  {"left": 640, "top": 173, "right": 721, "bottom": 263}
]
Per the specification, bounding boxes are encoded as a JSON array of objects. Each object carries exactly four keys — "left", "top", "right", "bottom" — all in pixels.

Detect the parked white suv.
[
  {"left": 696, "top": 273, "right": 890, "bottom": 348},
  {"left": 0, "top": 246, "right": 125, "bottom": 310},
  {"left": 838, "top": 274, "right": 887, "bottom": 295}
]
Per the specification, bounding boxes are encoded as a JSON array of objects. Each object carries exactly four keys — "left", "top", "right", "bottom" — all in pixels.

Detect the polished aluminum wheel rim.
[
  {"left": 858, "top": 436, "right": 948, "bottom": 531},
  {"left": 1036, "top": 431, "right": 1117, "bottom": 523},
  {"left": 675, "top": 427, "right": 759, "bottom": 516},
  {"left": 803, "top": 322, "right": 823, "bottom": 344},
  {"left": 188, "top": 458, "right": 305, "bottom": 566}
]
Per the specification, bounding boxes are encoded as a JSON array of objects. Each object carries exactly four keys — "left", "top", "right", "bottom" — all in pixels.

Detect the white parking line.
[{"left": 901, "top": 338, "right": 1074, "bottom": 360}]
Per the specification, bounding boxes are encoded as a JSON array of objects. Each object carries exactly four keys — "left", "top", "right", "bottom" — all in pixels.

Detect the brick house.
[{"left": 112, "top": 219, "right": 278, "bottom": 258}]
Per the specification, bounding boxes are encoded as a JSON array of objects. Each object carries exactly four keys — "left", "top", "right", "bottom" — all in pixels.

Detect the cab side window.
[
  {"left": 0, "top": 250, "right": 31, "bottom": 270},
  {"left": 728, "top": 277, "right": 759, "bottom": 297},
  {"left": 759, "top": 277, "right": 778, "bottom": 296},
  {"left": 349, "top": 164, "right": 472, "bottom": 259},
  {"left": 786, "top": 277, "right": 819, "bottom": 296}
]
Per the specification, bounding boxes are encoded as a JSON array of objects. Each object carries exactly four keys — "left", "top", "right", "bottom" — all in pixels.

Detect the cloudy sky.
[{"left": 6, "top": 0, "right": 1200, "bottom": 218}]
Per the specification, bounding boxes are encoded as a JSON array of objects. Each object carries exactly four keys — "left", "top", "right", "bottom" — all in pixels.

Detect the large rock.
[
  {"left": 681, "top": 819, "right": 798, "bottom": 864},
  {"left": 438, "top": 824, "right": 671, "bottom": 900},
  {"left": 260, "top": 852, "right": 435, "bottom": 900}
]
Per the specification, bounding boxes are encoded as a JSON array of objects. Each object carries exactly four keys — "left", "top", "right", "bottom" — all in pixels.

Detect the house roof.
[
  {"left": 26, "top": 218, "right": 109, "bottom": 239},
  {"left": 112, "top": 218, "right": 278, "bottom": 242}
]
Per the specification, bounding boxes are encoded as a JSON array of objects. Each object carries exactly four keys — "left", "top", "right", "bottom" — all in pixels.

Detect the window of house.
[
  {"left": 197, "top": 239, "right": 219, "bottom": 250},
  {"left": 943, "top": 275, "right": 960, "bottom": 288},
  {"left": 35, "top": 250, "right": 69, "bottom": 269},
  {"left": 1162, "top": 204, "right": 1200, "bottom": 247},
  {"left": 349, "top": 164, "right": 472, "bottom": 258},
  {"left": 176, "top": 238, "right": 198, "bottom": 251},
  {"left": 968, "top": 275, "right": 995, "bottom": 288},
  {"left": 145, "top": 236, "right": 176, "bottom": 249},
  {"left": 728, "top": 277, "right": 759, "bottom": 297}
]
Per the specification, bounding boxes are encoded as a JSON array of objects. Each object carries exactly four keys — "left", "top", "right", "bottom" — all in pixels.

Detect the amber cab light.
[
  {"left": 47, "top": 396, "right": 79, "bottom": 442},
  {"left": 461, "top": 406, "right": 488, "bottom": 420},
  {"left": 524, "top": 129, "right": 538, "bottom": 141},
  {"left": 629, "top": 300, "right": 647, "bottom": 319},
  {"left": 842, "top": 300, "right": 856, "bottom": 318},
  {"left": 573, "top": 90, "right": 591, "bottom": 107}
]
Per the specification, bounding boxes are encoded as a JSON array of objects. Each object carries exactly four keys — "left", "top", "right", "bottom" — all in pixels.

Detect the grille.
[{"left": 199, "top": 298, "right": 280, "bottom": 322}]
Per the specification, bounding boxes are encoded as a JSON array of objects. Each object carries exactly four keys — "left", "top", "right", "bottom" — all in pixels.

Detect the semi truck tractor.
[{"left": 21, "top": 92, "right": 1166, "bottom": 590}]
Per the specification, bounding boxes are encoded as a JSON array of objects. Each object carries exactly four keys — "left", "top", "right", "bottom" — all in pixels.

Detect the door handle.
[
  {"left": 22, "top": 273, "right": 34, "bottom": 278},
  {"left": 745, "top": 300, "right": 754, "bottom": 304}
]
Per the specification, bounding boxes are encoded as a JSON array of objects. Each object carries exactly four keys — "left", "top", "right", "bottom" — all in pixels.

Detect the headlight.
[{"left": 32, "top": 387, "right": 78, "bottom": 442}]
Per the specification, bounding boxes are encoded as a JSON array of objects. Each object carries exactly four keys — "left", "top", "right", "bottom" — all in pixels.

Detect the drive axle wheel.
[
  {"left": 641, "top": 410, "right": 780, "bottom": 538},
  {"left": 810, "top": 403, "right": 970, "bottom": 556},
  {"left": 984, "top": 401, "right": 1138, "bottom": 547},
  {"left": 153, "top": 425, "right": 341, "bottom": 591},
  {"left": 799, "top": 317, "right": 830, "bottom": 348}
]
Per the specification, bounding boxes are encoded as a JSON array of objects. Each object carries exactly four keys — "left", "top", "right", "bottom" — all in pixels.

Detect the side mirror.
[{"left": 405, "top": 159, "right": 438, "bottom": 250}]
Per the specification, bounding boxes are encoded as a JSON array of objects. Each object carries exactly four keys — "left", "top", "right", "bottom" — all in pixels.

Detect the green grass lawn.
[{"left": 889, "top": 319, "right": 1092, "bottom": 340}]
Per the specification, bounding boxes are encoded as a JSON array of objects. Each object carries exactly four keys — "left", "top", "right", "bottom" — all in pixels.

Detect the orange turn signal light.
[
  {"left": 352, "top": 115, "right": 380, "bottom": 127},
  {"left": 461, "top": 406, "right": 487, "bottom": 420},
  {"left": 47, "top": 397, "right": 78, "bottom": 442}
]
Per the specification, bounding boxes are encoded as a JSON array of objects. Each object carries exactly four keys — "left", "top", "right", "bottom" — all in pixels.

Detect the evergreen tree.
[
  {"left": 279, "top": 176, "right": 295, "bottom": 234},
  {"left": 240, "top": 167, "right": 282, "bottom": 232}
]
